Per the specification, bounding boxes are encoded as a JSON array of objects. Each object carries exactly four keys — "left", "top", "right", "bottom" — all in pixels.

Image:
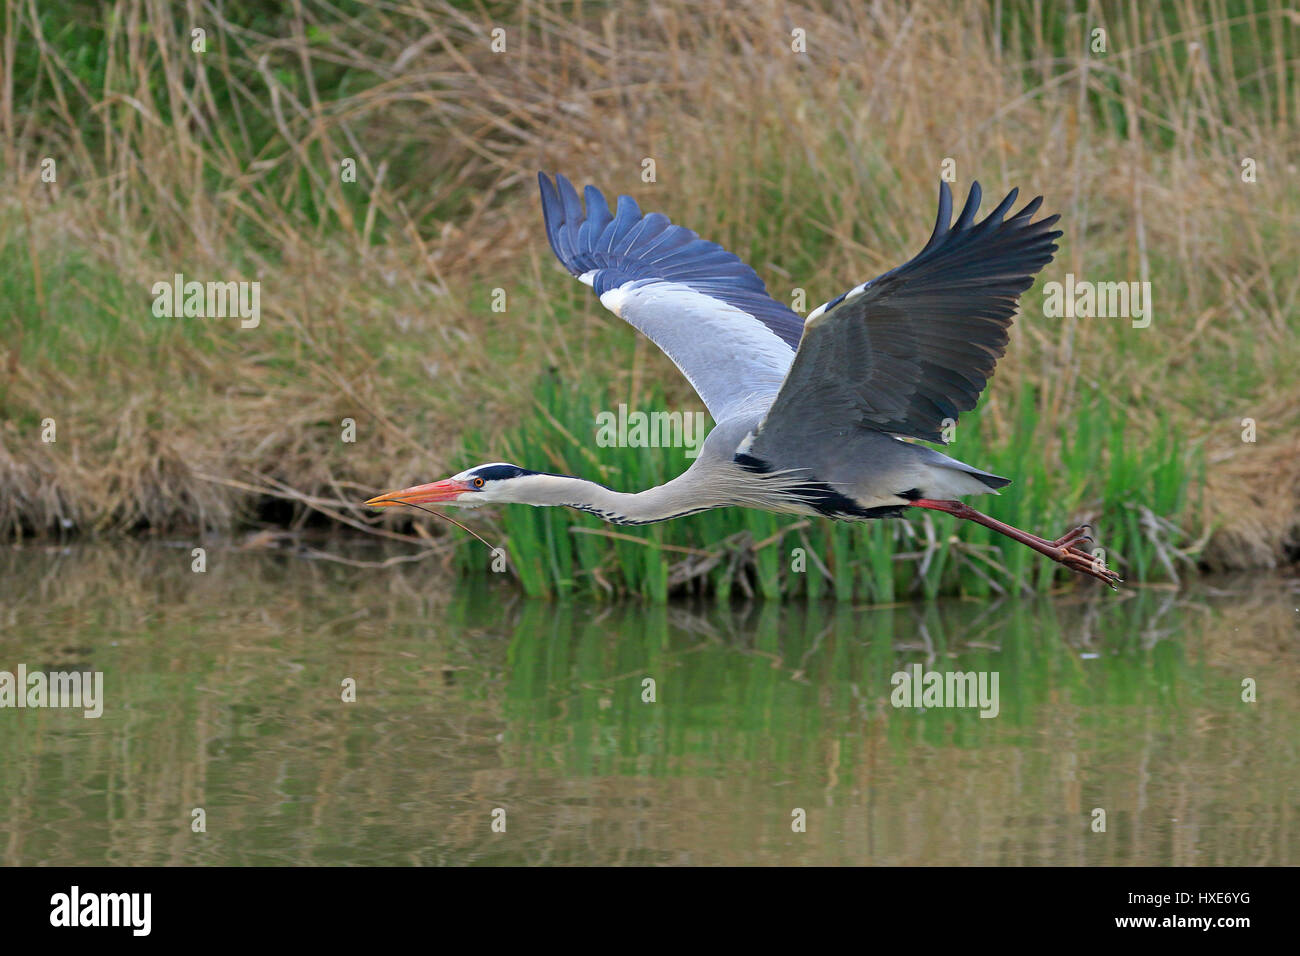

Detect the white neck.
[{"left": 504, "top": 472, "right": 720, "bottom": 525}]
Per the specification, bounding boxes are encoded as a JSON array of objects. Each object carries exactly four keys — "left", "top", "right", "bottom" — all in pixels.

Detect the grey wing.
[
  {"left": 747, "top": 180, "right": 1061, "bottom": 467},
  {"left": 539, "top": 172, "right": 802, "bottom": 422}
]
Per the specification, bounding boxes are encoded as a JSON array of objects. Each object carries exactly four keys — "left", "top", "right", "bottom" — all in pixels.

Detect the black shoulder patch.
[
  {"left": 794, "top": 483, "right": 906, "bottom": 520},
  {"left": 735, "top": 454, "right": 906, "bottom": 520},
  {"left": 734, "top": 452, "right": 773, "bottom": 474}
]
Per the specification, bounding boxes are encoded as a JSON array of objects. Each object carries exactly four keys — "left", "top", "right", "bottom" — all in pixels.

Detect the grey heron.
[{"left": 367, "top": 172, "right": 1121, "bottom": 588}]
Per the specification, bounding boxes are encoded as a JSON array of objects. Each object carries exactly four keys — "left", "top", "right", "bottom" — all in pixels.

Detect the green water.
[{"left": 0, "top": 543, "right": 1296, "bottom": 865}]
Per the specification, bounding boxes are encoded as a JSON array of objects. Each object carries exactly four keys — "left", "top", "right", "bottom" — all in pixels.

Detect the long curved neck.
[{"left": 506, "top": 472, "right": 718, "bottom": 525}]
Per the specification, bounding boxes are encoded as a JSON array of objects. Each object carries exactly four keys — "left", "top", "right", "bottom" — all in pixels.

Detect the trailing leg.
[{"left": 910, "top": 498, "right": 1121, "bottom": 588}]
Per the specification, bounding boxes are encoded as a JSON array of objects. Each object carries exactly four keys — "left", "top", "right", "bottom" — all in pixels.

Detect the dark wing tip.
[
  {"left": 983, "top": 186, "right": 1020, "bottom": 226},
  {"left": 920, "top": 180, "right": 955, "bottom": 255},
  {"left": 537, "top": 171, "right": 568, "bottom": 264},
  {"left": 537, "top": 170, "right": 557, "bottom": 212},
  {"left": 539, "top": 170, "right": 602, "bottom": 275},
  {"left": 954, "top": 181, "right": 982, "bottom": 231},
  {"left": 1013, "top": 194, "right": 1045, "bottom": 221}
]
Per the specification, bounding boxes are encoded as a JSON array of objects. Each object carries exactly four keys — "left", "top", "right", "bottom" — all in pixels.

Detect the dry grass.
[{"left": 1, "top": 0, "right": 1296, "bottom": 570}]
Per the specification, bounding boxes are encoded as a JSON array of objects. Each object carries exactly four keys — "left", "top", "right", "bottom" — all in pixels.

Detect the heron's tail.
[
  {"left": 968, "top": 468, "right": 1012, "bottom": 491},
  {"left": 915, "top": 447, "right": 1012, "bottom": 497}
]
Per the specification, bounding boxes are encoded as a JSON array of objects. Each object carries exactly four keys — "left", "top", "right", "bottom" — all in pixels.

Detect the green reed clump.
[{"left": 450, "top": 375, "right": 1202, "bottom": 602}]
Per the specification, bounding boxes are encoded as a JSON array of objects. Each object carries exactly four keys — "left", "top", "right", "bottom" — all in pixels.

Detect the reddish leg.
[
  {"left": 910, "top": 499, "right": 1121, "bottom": 588},
  {"left": 1051, "top": 525, "right": 1093, "bottom": 550}
]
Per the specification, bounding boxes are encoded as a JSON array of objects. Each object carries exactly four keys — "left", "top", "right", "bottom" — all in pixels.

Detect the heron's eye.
[{"left": 472, "top": 477, "right": 485, "bottom": 488}]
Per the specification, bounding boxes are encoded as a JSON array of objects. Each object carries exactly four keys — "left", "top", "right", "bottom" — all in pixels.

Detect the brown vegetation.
[{"left": 2, "top": 0, "right": 1296, "bottom": 571}]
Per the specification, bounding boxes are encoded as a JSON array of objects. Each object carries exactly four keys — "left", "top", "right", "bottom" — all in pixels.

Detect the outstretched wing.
[
  {"left": 747, "top": 180, "right": 1060, "bottom": 463},
  {"left": 538, "top": 172, "right": 803, "bottom": 422}
]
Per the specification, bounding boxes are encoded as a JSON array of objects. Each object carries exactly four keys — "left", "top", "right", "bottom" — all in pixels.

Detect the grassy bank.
[{"left": 2, "top": 0, "right": 1297, "bottom": 596}]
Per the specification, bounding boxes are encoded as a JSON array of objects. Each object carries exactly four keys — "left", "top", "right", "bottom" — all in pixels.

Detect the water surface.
[{"left": 1, "top": 543, "right": 1296, "bottom": 865}]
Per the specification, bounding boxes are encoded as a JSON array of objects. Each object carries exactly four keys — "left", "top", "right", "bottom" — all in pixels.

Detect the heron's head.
[{"left": 365, "top": 463, "right": 536, "bottom": 510}]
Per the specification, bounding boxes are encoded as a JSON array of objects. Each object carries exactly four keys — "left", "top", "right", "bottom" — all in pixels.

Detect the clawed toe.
[
  {"left": 1058, "top": 548, "right": 1122, "bottom": 589},
  {"left": 1051, "top": 525, "right": 1121, "bottom": 589}
]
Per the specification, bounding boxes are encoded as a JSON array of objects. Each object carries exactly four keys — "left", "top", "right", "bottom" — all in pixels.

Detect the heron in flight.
[{"left": 367, "top": 172, "right": 1120, "bottom": 587}]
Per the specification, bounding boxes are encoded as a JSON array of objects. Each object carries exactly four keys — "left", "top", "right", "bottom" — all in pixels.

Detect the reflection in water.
[{"left": 0, "top": 544, "right": 1296, "bottom": 865}]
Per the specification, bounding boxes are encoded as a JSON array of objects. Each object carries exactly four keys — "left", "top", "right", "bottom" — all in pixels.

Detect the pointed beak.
[{"left": 365, "top": 479, "right": 471, "bottom": 508}]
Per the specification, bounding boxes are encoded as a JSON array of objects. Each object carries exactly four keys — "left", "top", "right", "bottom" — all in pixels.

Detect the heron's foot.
[{"left": 1046, "top": 524, "right": 1122, "bottom": 589}]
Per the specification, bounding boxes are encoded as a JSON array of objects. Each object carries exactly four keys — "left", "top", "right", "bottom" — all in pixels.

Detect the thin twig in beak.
[{"left": 397, "top": 501, "right": 499, "bottom": 554}]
